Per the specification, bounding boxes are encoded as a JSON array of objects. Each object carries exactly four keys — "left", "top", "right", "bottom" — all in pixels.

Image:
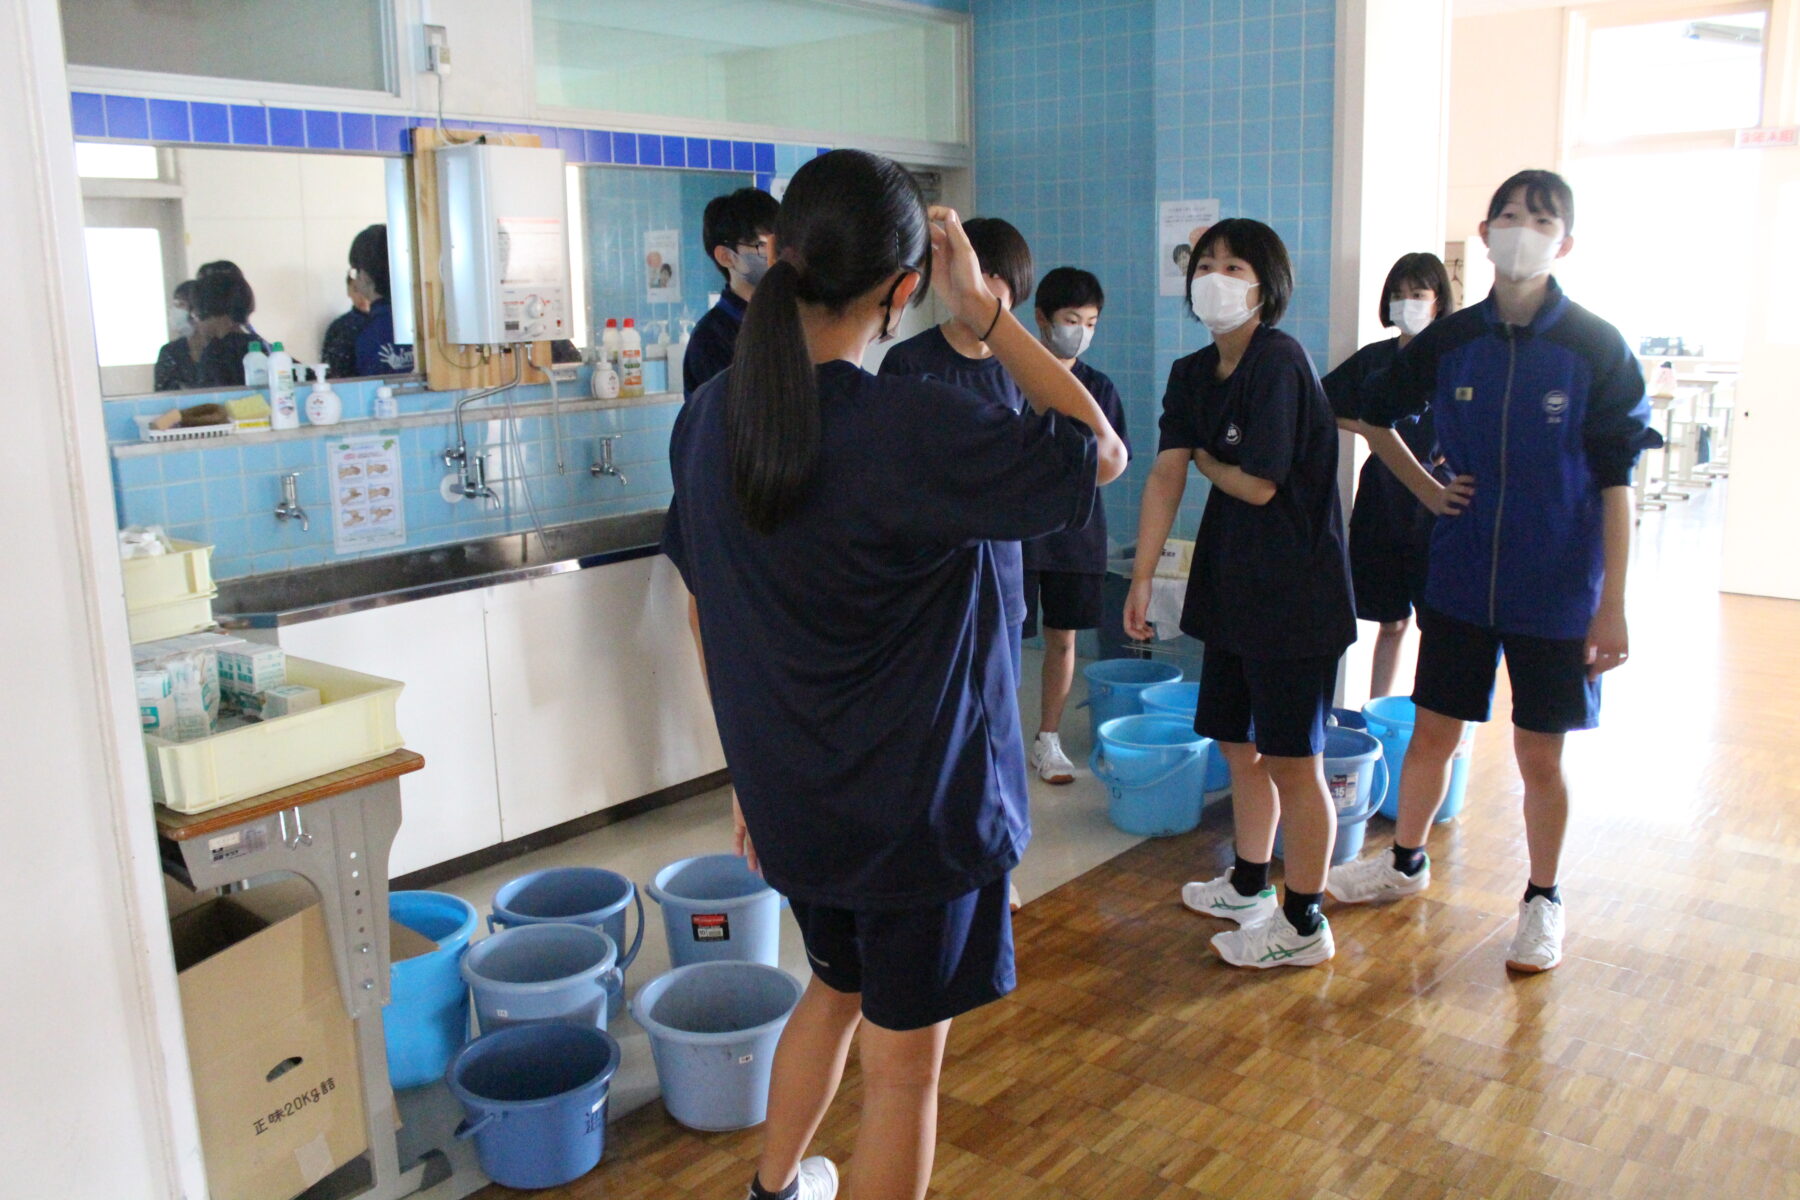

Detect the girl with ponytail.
[{"left": 663, "top": 149, "right": 1125, "bottom": 1200}]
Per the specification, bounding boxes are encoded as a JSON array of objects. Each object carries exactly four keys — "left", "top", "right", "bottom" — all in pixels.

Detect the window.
[
  {"left": 83, "top": 227, "right": 170, "bottom": 370},
  {"left": 1573, "top": 6, "right": 1768, "bottom": 146},
  {"left": 75, "top": 143, "right": 160, "bottom": 180}
]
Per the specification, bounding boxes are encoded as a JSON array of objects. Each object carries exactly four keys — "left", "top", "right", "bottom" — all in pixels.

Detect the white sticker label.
[{"left": 1328, "top": 773, "right": 1359, "bottom": 810}]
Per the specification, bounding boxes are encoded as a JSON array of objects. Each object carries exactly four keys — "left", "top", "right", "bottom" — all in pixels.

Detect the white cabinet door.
[
  {"left": 274, "top": 590, "right": 503, "bottom": 877},
  {"left": 484, "top": 555, "right": 725, "bottom": 840}
]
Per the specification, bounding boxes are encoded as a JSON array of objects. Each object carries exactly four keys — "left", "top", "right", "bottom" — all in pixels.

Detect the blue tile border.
[{"left": 190, "top": 101, "right": 229, "bottom": 144}]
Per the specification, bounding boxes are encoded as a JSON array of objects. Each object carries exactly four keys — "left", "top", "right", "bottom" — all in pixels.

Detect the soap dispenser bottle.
[{"left": 304, "top": 365, "right": 342, "bottom": 426}]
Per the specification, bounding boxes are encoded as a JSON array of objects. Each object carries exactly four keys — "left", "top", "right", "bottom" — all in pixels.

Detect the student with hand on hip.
[
  {"left": 1326, "top": 170, "right": 1660, "bottom": 975},
  {"left": 663, "top": 149, "right": 1125, "bottom": 1200}
]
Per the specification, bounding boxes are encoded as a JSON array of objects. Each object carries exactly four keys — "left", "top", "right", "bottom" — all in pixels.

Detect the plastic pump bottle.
[
  {"left": 268, "top": 342, "right": 298, "bottom": 430},
  {"left": 373, "top": 384, "right": 397, "bottom": 420},
  {"left": 242, "top": 341, "right": 269, "bottom": 388},
  {"left": 619, "top": 318, "right": 644, "bottom": 397},
  {"left": 304, "top": 365, "right": 341, "bottom": 426}
]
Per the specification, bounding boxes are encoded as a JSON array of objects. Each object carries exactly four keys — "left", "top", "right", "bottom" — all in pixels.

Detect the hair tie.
[{"left": 980, "top": 295, "right": 1003, "bottom": 342}]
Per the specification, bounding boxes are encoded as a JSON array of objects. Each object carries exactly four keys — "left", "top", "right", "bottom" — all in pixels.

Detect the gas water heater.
[{"left": 436, "top": 142, "right": 571, "bottom": 346}]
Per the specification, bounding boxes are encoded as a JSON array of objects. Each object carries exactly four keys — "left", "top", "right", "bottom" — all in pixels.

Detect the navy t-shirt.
[
  {"left": 1323, "top": 337, "right": 1439, "bottom": 553},
  {"left": 1021, "top": 360, "right": 1131, "bottom": 575},
  {"left": 683, "top": 291, "right": 746, "bottom": 400},
  {"left": 1157, "top": 326, "right": 1355, "bottom": 661},
  {"left": 354, "top": 300, "right": 415, "bottom": 376},
  {"left": 879, "top": 325, "right": 1031, "bottom": 626},
  {"left": 663, "top": 360, "right": 1098, "bottom": 910}
]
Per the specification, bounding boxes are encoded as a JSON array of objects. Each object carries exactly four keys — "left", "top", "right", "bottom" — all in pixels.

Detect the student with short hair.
[
  {"left": 1327, "top": 170, "right": 1660, "bottom": 975},
  {"left": 663, "top": 150, "right": 1125, "bottom": 1200},
  {"left": 1127, "top": 218, "right": 1355, "bottom": 969},
  {"left": 879, "top": 217, "right": 1037, "bottom": 683},
  {"left": 1324, "top": 251, "right": 1456, "bottom": 697},
  {"left": 349, "top": 224, "right": 414, "bottom": 376},
  {"left": 684, "top": 187, "right": 780, "bottom": 400},
  {"left": 1022, "top": 266, "right": 1131, "bottom": 784}
]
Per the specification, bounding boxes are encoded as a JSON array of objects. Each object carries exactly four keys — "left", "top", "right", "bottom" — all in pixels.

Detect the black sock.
[
  {"left": 1283, "top": 890, "right": 1324, "bottom": 936},
  {"left": 747, "top": 1175, "right": 798, "bottom": 1200},
  {"left": 1230, "top": 855, "right": 1270, "bottom": 897},
  {"left": 1392, "top": 843, "right": 1427, "bottom": 877},
  {"left": 1524, "top": 882, "right": 1561, "bottom": 905}
]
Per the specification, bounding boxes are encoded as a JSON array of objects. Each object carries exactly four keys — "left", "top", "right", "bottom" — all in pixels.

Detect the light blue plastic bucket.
[
  {"left": 489, "top": 867, "right": 644, "bottom": 1020},
  {"left": 1362, "top": 696, "right": 1474, "bottom": 823},
  {"left": 448, "top": 1023, "right": 620, "bottom": 1190},
  {"left": 1138, "top": 680, "right": 1232, "bottom": 799},
  {"left": 1079, "top": 659, "right": 1184, "bottom": 746},
  {"left": 384, "top": 891, "right": 478, "bottom": 1090},
  {"left": 1090, "top": 713, "right": 1212, "bottom": 837},
  {"left": 647, "top": 854, "right": 781, "bottom": 968},
  {"left": 630, "top": 961, "right": 804, "bottom": 1131},
  {"left": 462, "top": 923, "right": 621, "bottom": 1034},
  {"left": 1272, "top": 727, "right": 1389, "bottom": 866}
]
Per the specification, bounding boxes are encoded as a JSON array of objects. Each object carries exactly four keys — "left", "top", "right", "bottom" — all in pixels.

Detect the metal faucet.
[
  {"left": 445, "top": 353, "right": 522, "bottom": 507},
  {"left": 274, "top": 473, "right": 310, "bottom": 531},
  {"left": 590, "top": 436, "right": 627, "bottom": 485}
]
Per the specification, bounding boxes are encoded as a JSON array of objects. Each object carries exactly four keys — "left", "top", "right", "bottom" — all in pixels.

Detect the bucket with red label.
[{"left": 647, "top": 854, "right": 781, "bottom": 968}]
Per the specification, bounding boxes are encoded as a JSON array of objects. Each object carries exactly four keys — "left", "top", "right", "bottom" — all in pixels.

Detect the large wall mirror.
[{"left": 78, "top": 141, "right": 416, "bottom": 398}]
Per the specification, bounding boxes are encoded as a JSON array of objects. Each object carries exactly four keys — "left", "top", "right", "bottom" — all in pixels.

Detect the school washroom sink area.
[{"left": 213, "top": 510, "right": 669, "bottom": 627}]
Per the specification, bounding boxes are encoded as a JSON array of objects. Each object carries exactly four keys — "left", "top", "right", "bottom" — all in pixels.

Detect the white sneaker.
[
  {"left": 1008, "top": 881, "right": 1023, "bottom": 912},
  {"left": 1030, "top": 732, "right": 1076, "bottom": 784},
  {"left": 1212, "top": 910, "right": 1334, "bottom": 969},
  {"left": 1181, "top": 872, "right": 1278, "bottom": 925},
  {"left": 1505, "top": 897, "right": 1565, "bottom": 973},
  {"left": 749, "top": 1158, "right": 839, "bottom": 1200},
  {"left": 1326, "top": 851, "right": 1431, "bottom": 905}
]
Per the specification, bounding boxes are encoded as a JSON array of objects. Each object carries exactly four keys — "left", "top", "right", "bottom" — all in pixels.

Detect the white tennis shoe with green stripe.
[
  {"left": 1181, "top": 873, "right": 1278, "bottom": 925},
  {"left": 1211, "top": 910, "right": 1335, "bottom": 969}
]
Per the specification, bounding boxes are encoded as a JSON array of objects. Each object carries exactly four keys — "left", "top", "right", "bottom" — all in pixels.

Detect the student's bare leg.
[
  {"left": 1037, "top": 627, "right": 1077, "bottom": 735},
  {"left": 1513, "top": 728, "right": 1569, "bottom": 889},
  {"left": 755, "top": 978, "right": 864, "bottom": 1193},
  {"left": 1263, "top": 754, "right": 1336, "bottom": 894},
  {"left": 1220, "top": 740, "right": 1277, "bottom": 862},
  {"left": 1393, "top": 707, "right": 1466, "bottom": 849},
  {"left": 1370, "top": 617, "right": 1410, "bottom": 699},
  {"left": 848, "top": 1018, "right": 951, "bottom": 1200}
]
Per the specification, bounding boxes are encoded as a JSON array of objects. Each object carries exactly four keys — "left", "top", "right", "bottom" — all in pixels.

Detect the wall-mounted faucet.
[
  {"left": 274, "top": 472, "right": 310, "bottom": 531},
  {"left": 590, "top": 436, "right": 627, "bottom": 486},
  {"left": 444, "top": 353, "right": 522, "bottom": 507}
]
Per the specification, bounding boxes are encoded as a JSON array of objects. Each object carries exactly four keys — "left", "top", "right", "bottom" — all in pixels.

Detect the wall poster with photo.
[
  {"left": 1159, "top": 199, "right": 1221, "bottom": 296},
  {"left": 645, "top": 229, "right": 681, "bottom": 304}
]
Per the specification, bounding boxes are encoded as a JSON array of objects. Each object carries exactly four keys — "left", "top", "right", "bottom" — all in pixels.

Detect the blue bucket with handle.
[
  {"left": 1273, "top": 727, "right": 1389, "bottom": 865},
  {"left": 448, "top": 1023, "right": 621, "bottom": 1190},
  {"left": 648, "top": 854, "right": 782, "bottom": 968},
  {"left": 1138, "top": 680, "right": 1232, "bottom": 799},
  {"left": 489, "top": 867, "right": 643, "bottom": 1021},
  {"left": 630, "top": 961, "right": 803, "bottom": 1131},
  {"left": 1090, "top": 714, "right": 1212, "bottom": 837},
  {"left": 1362, "top": 696, "right": 1474, "bottom": 823},
  {"left": 1079, "top": 659, "right": 1184, "bottom": 746},
  {"left": 462, "top": 922, "right": 621, "bottom": 1034},
  {"left": 384, "top": 891, "right": 478, "bottom": 1090}
]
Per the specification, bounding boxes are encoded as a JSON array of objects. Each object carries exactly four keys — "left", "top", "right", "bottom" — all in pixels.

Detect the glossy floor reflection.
[{"left": 473, "top": 485, "right": 1800, "bottom": 1199}]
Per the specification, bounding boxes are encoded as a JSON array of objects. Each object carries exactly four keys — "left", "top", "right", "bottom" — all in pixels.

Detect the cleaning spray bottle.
[{"left": 268, "top": 342, "right": 298, "bottom": 430}]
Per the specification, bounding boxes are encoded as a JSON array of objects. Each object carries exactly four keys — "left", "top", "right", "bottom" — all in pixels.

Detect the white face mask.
[
  {"left": 1486, "top": 224, "right": 1561, "bottom": 283},
  {"left": 1388, "top": 298, "right": 1434, "bottom": 337},
  {"left": 1189, "top": 272, "right": 1257, "bottom": 335},
  {"left": 169, "top": 306, "right": 196, "bottom": 338},
  {"left": 1043, "top": 322, "right": 1093, "bottom": 359}
]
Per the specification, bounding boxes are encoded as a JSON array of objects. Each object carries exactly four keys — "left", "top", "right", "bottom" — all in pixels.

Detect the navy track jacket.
[{"left": 1362, "top": 279, "right": 1660, "bottom": 641}]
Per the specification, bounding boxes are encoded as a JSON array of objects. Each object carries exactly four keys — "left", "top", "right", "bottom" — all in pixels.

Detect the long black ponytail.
[{"left": 727, "top": 149, "right": 931, "bottom": 533}]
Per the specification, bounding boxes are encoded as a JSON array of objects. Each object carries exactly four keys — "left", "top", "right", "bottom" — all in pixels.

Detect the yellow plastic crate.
[
  {"left": 123, "top": 540, "right": 215, "bottom": 611},
  {"left": 128, "top": 592, "right": 218, "bottom": 643},
  {"left": 147, "top": 657, "right": 405, "bottom": 814}
]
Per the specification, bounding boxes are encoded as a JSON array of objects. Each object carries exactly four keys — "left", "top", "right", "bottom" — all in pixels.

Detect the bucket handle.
[
  {"left": 618, "top": 886, "right": 644, "bottom": 971},
  {"left": 1089, "top": 743, "right": 1204, "bottom": 793},
  {"left": 454, "top": 1113, "right": 498, "bottom": 1141},
  {"left": 1368, "top": 755, "right": 1390, "bottom": 819}
]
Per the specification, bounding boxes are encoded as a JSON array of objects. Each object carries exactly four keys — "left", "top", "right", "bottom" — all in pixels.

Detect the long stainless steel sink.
[{"left": 215, "top": 509, "right": 669, "bottom": 627}]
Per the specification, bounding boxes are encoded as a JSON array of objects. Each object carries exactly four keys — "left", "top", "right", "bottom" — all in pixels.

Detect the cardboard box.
[{"left": 170, "top": 879, "right": 367, "bottom": 1200}]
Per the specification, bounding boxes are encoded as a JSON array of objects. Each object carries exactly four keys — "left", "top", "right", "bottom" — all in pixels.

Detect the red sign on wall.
[{"left": 1736, "top": 127, "right": 1800, "bottom": 149}]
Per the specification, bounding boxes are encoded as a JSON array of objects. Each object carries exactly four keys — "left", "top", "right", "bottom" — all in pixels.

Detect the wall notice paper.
[
  {"left": 1159, "top": 199, "right": 1222, "bottom": 296},
  {"left": 328, "top": 435, "right": 405, "bottom": 555},
  {"left": 645, "top": 228, "right": 681, "bottom": 304}
]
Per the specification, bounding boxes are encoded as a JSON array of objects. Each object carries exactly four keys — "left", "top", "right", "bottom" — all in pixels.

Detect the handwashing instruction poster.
[
  {"left": 1159, "top": 199, "right": 1221, "bottom": 296},
  {"left": 329, "top": 435, "right": 405, "bottom": 555}
]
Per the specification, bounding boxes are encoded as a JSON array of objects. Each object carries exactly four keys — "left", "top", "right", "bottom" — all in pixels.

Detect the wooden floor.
[{"left": 477, "top": 490, "right": 1800, "bottom": 1199}]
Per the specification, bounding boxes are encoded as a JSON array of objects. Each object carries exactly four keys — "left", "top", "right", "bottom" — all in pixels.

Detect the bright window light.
[
  {"left": 1582, "top": 13, "right": 1766, "bottom": 142},
  {"left": 75, "top": 143, "right": 160, "bottom": 179},
  {"left": 84, "top": 227, "right": 170, "bottom": 367}
]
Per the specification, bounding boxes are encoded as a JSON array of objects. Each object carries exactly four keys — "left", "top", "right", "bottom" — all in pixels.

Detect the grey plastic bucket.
[
  {"left": 462, "top": 922, "right": 621, "bottom": 1034},
  {"left": 629, "top": 961, "right": 803, "bottom": 1131}
]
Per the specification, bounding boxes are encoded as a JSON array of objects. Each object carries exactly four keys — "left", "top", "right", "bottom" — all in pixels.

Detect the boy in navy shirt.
[
  {"left": 1022, "top": 267, "right": 1131, "bottom": 783},
  {"left": 1328, "top": 170, "right": 1659, "bottom": 975},
  {"left": 683, "top": 187, "right": 779, "bottom": 400},
  {"left": 879, "top": 217, "right": 1036, "bottom": 684}
]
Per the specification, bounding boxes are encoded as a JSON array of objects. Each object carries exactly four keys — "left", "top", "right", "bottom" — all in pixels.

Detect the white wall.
[
  {"left": 3, "top": 1, "right": 201, "bottom": 1197},
  {"left": 1446, "top": 6, "right": 1565, "bottom": 240}
]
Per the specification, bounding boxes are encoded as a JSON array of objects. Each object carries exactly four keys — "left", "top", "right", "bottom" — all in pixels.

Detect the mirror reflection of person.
[
  {"left": 348, "top": 225, "right": 415, "bottom": 376},
  {"left": 155, "top": 262, "right": 259, "bottom": 390},
  {"left": 322, "top": 269, "right": 376, "bottom": 380}
]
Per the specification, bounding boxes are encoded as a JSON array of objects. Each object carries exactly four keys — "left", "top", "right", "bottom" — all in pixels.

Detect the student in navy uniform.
[
  {"left": 156, "top": 264, "right": 260, "bottom": 389},
  {"left": 1020, "top": 267, "right": 1131, "bottom": 785},
  {"left": 1324, "top": 251, "right": 1455, "bottom": 698},
  {"left": 664, "top": 151, "right": 1125, "bottom": 1200},
  {"left": 348, "top": 225, "right": 414, "bottom": 377},
  {"left": 683, "top": 187, "right": 779, "bottom": 400},
  {"left": 1125, "top": 218, "right": 1355, "bottom": 970},
  {"left": 878, "top": 217, "right": 1036, "bottom": 684},
  {"left": 1327, "top": 171, "right": 1659, "bottom": 975}
]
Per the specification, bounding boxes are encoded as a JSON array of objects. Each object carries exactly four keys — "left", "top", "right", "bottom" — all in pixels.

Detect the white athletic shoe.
[
  {"left": 1505, "top": 897, "right": 1565, "bottom": 973},
  {"left": 1008, "top": 881, "right": 1023, "bottom": 912},
  {"left": 1181, "top": 872, "right": 1278, "bottom": 926},
  {"left": 748, "top": 1158, "right": 839, "bottom": 1200},
  {"left": 1030, "top": 732, "right": 1076, "bottom": 784},
  {"left": 1326, "top": 851, "right": 1431, "bottom": 905},
  {"left": 1212, "top": 910, "right": 1335, "bottom": 969}
]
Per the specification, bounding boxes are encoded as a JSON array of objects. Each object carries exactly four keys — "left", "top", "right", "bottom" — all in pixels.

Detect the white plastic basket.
[
  {"left": 146, "top": 657, "right": 406, "bottom": 814},
  {"left": 133, "top": 415, "right": 235, "bottom": 443}
]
